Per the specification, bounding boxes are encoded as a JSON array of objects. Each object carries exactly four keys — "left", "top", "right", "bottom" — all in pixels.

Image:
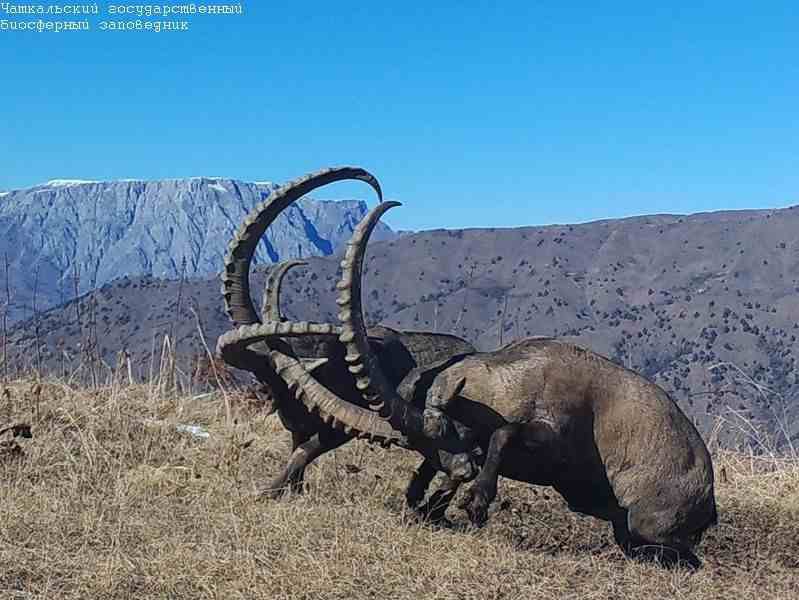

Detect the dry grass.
[{"left": 1, "top": 377, "right": 798, "bottom": 599}]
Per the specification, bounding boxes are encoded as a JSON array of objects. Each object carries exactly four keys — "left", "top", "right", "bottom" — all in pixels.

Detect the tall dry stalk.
[
  {"left": 708, "top": 360, "right": 797, "bottom": 457},
  {"left": 158, "top": 334, "right": 174, "bottom": 395},
  {"left": 125, "top": 349, "right": 134, "bottom": 386},
  {"left": 189, "top": 302, "right": 232, "bottom": 426},
  {"left": 72, "top": 261, "right": 96, "bottom": 386},
  {"left": 167, "top": 256, "right": 187, "bottom": 393},
  {"left": 2, "top": 252, "right": 10, "bottom": 382},
  {"left": 498, "top": 292, "right": 509, "bottom": 348},
  {"left": 87, "top": 292, "right": 101, "bottom": 389},
  {"left": 32, "top": 264, "right": 42, "bottom": 373}
]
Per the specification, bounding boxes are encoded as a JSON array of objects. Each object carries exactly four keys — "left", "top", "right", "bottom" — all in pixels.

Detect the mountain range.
[
  {"left": 6, "top": 196, "right": 799, "bottom": 447},
  {"left": 0, "top": 178, "right": 394, "bottom": 323}
]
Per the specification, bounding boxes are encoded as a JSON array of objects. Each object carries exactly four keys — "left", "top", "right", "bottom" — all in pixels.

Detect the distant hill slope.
[
  {"left": 8, "top": 204, "right": 799, "bottom": 446},
  {"left": 0, "top": 178, "right": 394, "bottom": 322}
]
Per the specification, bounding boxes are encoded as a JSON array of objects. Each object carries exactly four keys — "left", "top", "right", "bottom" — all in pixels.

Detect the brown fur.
[{"left": 409, "top": 337, "right": 717, "bottom": 567}]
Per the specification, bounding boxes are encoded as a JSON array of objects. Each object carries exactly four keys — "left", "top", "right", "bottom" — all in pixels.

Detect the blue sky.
[{"left": 2, "top": 2, "right": 798, "bottom": 231}]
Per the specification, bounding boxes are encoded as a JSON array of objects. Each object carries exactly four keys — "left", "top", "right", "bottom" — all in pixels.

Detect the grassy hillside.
[
  {"left": 1, "top": 377, "right": 798, "bottom": 599},
  {"left": 8, "top": 204, "right": 799, "bottom": 446}
]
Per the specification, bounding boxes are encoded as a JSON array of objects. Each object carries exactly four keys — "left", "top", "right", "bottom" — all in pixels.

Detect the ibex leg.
[
  {"left": 258, "top": 429, "right": 350, "bottom": 498},
  {"left": 462, "top": 421, "right": 557, "bottom": 526},
  {"left": 406, "top": 459, "right": 462, "bottom": 524}
]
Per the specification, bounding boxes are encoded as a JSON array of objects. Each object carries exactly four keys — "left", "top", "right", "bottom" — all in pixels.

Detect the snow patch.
[
  {"left": 0, "top": 192, "right": 9, "bottom": 198},
  {"left": 44, "top": 179, "right": 98, "bottom": 187},
  {"left": 207, "top": 183, "right": 228, "bottom": 193},
  {"left": 254, "top": 181, "right": 274, "bottom": 186},
  {"left": 175, "top": 424, "right": 210, "bottom": 439}
]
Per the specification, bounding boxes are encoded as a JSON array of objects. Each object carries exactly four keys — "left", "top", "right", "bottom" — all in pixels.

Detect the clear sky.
[{"left": 1, "top": 2, "right": 798, "bottom": 231}]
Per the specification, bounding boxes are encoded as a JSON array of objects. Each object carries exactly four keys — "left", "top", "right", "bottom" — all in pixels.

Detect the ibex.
[
  {"left": 218, "top": 167, "right": 717, "bottom": 568},
  {"left": 217, "top": 168, "right": 473, "bottom": 514}
]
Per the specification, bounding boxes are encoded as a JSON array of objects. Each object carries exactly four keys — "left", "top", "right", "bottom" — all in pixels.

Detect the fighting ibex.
[
  {"left": 218, "top": 167, "right": 717, "bottom": 568},
  {"left": 217, "top": 168, "right": 474, "bottom": 515}
]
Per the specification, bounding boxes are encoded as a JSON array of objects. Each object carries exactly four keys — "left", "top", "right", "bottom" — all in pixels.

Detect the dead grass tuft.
[{"left": 1, "top": 376, "right": 798, "bottom": 599}]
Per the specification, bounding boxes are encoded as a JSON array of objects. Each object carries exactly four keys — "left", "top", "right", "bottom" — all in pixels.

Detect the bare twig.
[
  {"left": 32, "top": 264, "right": 42, "bottom": 373},
  {"left": 168, "top": 256, "right": 187, "bottom": 392},
  {"left": 2, "top": 252, "right": 10, "bottom": 382},
  {"left": 708, "top": 361, "right": 796, "bottom": 456},
  {"left": 189, "top": 302, "right": 232, "bottom": 426},
  {"left": 498, "top": 292, "right": 509, "bottom": 347}
]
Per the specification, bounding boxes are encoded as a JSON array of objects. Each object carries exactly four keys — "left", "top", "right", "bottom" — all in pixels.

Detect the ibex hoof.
[
  {"left": 414, "top": 511, "right": 454, "bottom": 530},
  {"left": 462, "top": 486, "right": 492, "bottom": 527},
  {"left": 255, "top": 475, "right": 303, "bottom": 500},
  {"left": 254, "top": 485, "right": 286, "bottom": 501}
]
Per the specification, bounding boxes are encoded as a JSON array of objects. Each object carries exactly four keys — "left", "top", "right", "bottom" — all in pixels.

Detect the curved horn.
[
  {"left": 261, "top": 260, "right": 307, "bottom": 322},
  {"left": 216, "top": 321, "right": 342, "bottom": 360},
  {"left": 337, "top": 203, "right": 473, "bottom": 444},
  {"left": 265, "top": 200, "right": 479, "bottom": 478},
  {"left": 216, "top": 320, "right": 344, "bottom": 362},
  {"left": 334, "top": 202, "right": 471, "bottom": 441},
  {"left": 216, "top": 325, "right": 406, "bottom": 446},
  {"left": 333, "top": 202, "right": 455, "bottom": 441},
  {"left": 336, "top": 202, "right": 401, "bottom": 413},
  {"left": 221, "top": 167, "right": 382, "bottom": 327},
  {"left": 270, "top": 349, "right": 406, "bottom": 447}
]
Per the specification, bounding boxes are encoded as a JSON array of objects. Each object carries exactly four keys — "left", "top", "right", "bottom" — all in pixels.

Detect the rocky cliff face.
[{"left": 0, "top": 178, "right": 394, "bottom": 322}]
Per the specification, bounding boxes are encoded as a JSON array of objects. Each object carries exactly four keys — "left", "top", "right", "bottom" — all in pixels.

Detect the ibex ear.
[{"left": 396, "top": 355, "right": 470, "bottom": 406}]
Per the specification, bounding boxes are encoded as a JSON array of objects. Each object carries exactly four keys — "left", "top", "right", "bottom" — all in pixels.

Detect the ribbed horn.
[
  {"left": 269, "top": 349, "right": 407, "bottom": 447},
  {"left": 336, "top": 201, "right": 401, "bottom": 413},
  {"left": 262, "top": 260, "right": 307, "bottom": 322},
  {"left": 259, "top": 201, "right": 481, "bottom": 479},
  {"left": 216, "top": 322, "right": 405, "bottom": 445},
  {"left": 333, "top": 202, "right": 477, "bottom": 454},
  {"left": 300, "top": 357, "right": 330, "bottom": 373},
  {"left": 216, "top": 320, "right": 344, "bottom": 364},
  {"left": 221, "top": 167, "right": 382, "bottom": 328}
]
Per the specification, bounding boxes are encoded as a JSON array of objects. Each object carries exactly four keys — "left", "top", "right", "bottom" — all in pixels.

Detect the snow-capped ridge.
[
  {"left": 0, "top": 177, "right": 396, "bottom": 323},
  {"left": 44, "top": 179, "right": 99, "bottom": 187},
  {"left": 27, "top": 177, "right": 282, "bottom": 189}
]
